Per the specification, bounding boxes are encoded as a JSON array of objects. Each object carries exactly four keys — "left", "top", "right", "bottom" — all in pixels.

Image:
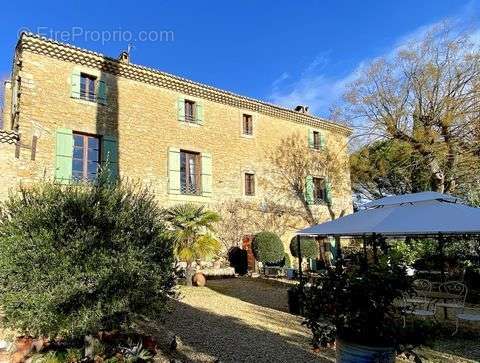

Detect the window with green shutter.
[
  {"left": 71, "top": 70, "right": 107, "bottom": 105},
  {"left": 55, "top": 129, "right": 116, "bottom": 184},
  {"left": 308, "top": 128, "right": 326, "bottom": 150},
  {"left": 177, "top": 97, "right": 204, "bottom": 125}
]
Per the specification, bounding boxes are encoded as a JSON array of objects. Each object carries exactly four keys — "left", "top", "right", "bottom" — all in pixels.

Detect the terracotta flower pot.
[
  {"left": 15, "top": 337, "right": 33, "bottom": 353},
  {"left": 192, "top": 272, "right": 206, "bottom": 287}
]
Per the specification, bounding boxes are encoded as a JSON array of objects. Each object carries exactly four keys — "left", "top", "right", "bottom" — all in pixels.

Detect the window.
[
  {"left": 184, "top": 100, "right": 196, "bottom": 123},
  {"left": 242, "top": 114, "right": 253, "bottom": 135},
  {"left": 313, "top": 131, "right": 321, "bottom": 150},
  {"left": 245, "top": 173, "right": 255, "bottom": 196},
  {"left": 80, "top": 73, "right": 97, "bottom": 102},
  {"left": 313, "top": 177, "right": 326, "bottom": 204},
  {"left": 72, "top": 133, "right": 101, "bottom": 181},
  {"left": 180, "top": 150, "right": 201, "bottom": 194}
]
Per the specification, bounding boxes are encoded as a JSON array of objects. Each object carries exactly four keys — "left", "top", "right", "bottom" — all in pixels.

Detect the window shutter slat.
[
  {"left": 97, "top": 80, "right": 107, "bottom": 105},
  {"left": 177, "top": 98, "right": 185, "bottom": 122},
  {"left": 101, "top": 135, "right": 118, "bottom": 182},
  {"left": 168, "top": 147, "right": 181, "bottom": 194},
  {"left": 201, "top": 152, "right": 212, "bottom": 196},
  {"left": 71, "top": 71, "right": 81, "bottom": 99},
  {"left": 305, "top": 175, "right": 314, "bottom": 205},
  {"left": 55, "top": 128, "right": 73, "bottom": 183},
  {"left": 196, "top": 102, "right": 204, "bottom": 125}
]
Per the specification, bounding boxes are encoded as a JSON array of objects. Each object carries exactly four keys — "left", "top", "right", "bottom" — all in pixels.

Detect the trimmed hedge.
[
  {"left": 252, "top": 232, "right": 285, "bottom": 264},
  {"left": 290, "top": 237, "right": 319, "bottom": 259}
]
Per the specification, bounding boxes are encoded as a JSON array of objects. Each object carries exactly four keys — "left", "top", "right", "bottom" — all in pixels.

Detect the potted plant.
[{"left": 303, "top": 257, "right": 418, "bottom": 362}]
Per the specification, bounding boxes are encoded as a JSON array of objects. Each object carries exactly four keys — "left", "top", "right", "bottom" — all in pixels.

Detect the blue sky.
[{"left": 1, "top": 0, "right": 479, "bottom": 118}]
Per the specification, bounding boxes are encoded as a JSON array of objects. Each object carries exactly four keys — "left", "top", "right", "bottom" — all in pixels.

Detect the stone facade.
[{"left": 0, "top": 33, "right": 352, "bottom": 251}]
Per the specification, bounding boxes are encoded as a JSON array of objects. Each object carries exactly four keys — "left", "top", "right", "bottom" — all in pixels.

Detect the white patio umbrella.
[{"left": 297, "top": 192, "right": 480, "bottom": 237}]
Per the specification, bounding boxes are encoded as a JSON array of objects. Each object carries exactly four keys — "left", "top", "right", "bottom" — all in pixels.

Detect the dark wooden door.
[{"left": 242, "top": 235, "right": 256, "bottom": 272}]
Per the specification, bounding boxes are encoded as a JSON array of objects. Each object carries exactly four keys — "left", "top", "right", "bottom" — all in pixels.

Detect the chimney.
[
  {"left": 118, "top": 51, "right": 129, "bottom": 63},
  {"left": 294, "top": 105, "right": 309, "bottom": 114}
]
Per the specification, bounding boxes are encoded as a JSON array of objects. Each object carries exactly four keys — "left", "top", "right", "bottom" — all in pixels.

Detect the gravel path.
[{"left": 151, "top": 277, "right": 334, "bottom": 363}]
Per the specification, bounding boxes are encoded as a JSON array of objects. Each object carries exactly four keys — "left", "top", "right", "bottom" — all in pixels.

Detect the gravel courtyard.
[
  {"left": 140, "top": 277, "right": 480, "bottom": 363},
  {"left": 149, "top": 277, "right": 334, "bottom": 363}
]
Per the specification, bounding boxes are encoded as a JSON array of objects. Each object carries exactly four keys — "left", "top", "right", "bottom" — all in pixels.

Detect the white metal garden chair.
[
  {"left": 436, "top": 281, "right": 468, "bottom": 311},
  {"left": 406, "top": 279, "right": 432, "bottom": 305},
  {"left": 453, "top": 307, "right": 480, "bottom": 335},
  {"left": 402, "top": 293, "right": 437, "bottom": 323}
]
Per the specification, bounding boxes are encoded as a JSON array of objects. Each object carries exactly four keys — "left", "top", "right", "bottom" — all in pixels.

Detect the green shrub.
[
  {"left": 252, "top": 231, "right": 284, "bottom": 263},
  {"left": 0, "top": 176, "right": 176, "bottom": 339},
  {"left": 289, "top": 237, "right": 319, "bottom": 259},
  {"left": 283, "top": 253, "right": 292, "bottom": 268}
]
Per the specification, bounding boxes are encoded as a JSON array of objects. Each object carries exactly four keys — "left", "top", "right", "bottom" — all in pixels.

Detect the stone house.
[{"left": 0, "top": 33, "right": 352, "bottom": 267}]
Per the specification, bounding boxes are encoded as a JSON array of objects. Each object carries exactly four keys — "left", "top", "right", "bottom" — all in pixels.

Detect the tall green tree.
[
  {"left": 166, "top": 204, "right": 221, "bottom": 286},
  {"left": 345, "top": 25, "right": 480, "bottom": 197},
  {"left": 350, "top": 140, "right": 431, "bottom": 200}
]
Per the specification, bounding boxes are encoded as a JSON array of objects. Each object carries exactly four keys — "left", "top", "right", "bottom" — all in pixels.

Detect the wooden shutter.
[
  {"left": 324, "top": 178, "right": 332, "bottom": 205},
  {"left": 168, "top": 147, "right": 181, "bottom": 194},
  {"left": 55, "top": 128, "right": 73, "bottom": 183},
  {"left": 307, "top": 128, "right": 314, "bottom": 148},
  {"left": 196, "top": 101, "right": 204, "bottom": 125},
  {"left": 320, "top": 132, "right": 326, "bottom": 148},
  {"left": 101, "top": 135, "right": 118, "bottom": 182},
  {"left": 177, "top": 98, "right": 185, "bottom": 122},
  {"left": 71, "top": 71, "right": 81, "bottom": 99},
  {"left": 97, "top": 80, "right": 107, "bottom": 105},
  {"left": 305, "top": 175, "right": 314, "bottom": 205},
  {"left": 201, "top": 152, "right": 212, "bottom": 196}
]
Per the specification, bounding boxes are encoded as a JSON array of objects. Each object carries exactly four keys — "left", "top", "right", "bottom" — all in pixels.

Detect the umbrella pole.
[
  {"left": 296, "top": 235, "right": 303, "bottom": 287},
  {"left": 296, "top": 235, "right": 304, "bottom": 315},
  {"left": 372, "top": 234, "right": 379, "bottom": 264},
  {"left": 438, "top": 235, "right": 446, "bottom": 282},
  {"left": 362, "top": 235, "right": 368, "bottom": 271},
  {"left": 335, "top": 236, "right": 342, "bottom": 269}
]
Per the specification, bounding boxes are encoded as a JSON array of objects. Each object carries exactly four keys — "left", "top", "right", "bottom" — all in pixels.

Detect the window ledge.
[
  {"left": 240, "top": 133, "right": 254, "bottom": 139},
  {"left": 168, "top": 193, "right": 212, "bottom": 202},
  {"left": 179, "top": 120, "right": 202, "bottom": 127},
  {"left": 71, "top": 96, "right": 105, "bottom": 107}
]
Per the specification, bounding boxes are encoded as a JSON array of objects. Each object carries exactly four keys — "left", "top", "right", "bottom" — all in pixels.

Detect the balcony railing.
[{"left": 181, "top": 183, "right": 201, "bottom": 195}]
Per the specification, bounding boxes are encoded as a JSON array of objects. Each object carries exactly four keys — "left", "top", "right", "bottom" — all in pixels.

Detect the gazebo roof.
[{"left": 298, "top": 192, "right": 480, "bottom": 237}]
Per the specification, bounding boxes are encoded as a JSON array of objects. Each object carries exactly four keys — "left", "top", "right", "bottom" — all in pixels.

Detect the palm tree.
[{"left": 166, "top": 204, "right": 221, "bottom": 286}]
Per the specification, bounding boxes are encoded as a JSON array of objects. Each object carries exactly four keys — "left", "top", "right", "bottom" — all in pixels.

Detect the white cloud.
[{"left": 268, "top": 1, "right": 480, "bottom": 118}]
